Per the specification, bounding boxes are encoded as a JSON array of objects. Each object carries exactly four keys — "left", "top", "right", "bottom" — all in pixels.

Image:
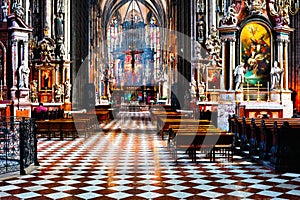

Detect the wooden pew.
[
  {"left": 230, "top": 116, "right": 300, "bottom": 171},
  {"left": 36, "top": 119, "right": 87, "bottom": 140},
  {"left": 157, "top": 118, "right": 211, "bottom": 139},
  {"left": 269, "top": 121, "right": 300, "bottom": 172},
  {"left": 169, "top": 128, "right": 233, "bottom": 162}
]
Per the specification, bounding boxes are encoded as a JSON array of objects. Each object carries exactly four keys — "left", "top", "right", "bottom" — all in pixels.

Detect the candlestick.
[
  {"left": 267, "top": 81, "right": 270, "bottom": 102},
  {"left": 247, "top": 82, "right": 250, "bottom": 101},
  {"left": 0, "top": 80, "right": 3, "bottom": 101}
]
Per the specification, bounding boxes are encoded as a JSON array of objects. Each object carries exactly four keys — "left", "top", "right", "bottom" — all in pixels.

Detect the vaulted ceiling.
[{"left": 98, "top": 0, "right": 169, "bottom": 28}]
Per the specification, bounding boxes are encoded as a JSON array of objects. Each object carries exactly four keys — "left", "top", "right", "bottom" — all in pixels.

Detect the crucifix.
[{"left": 254, "top": 81, "right": 262, "bottom": 101}]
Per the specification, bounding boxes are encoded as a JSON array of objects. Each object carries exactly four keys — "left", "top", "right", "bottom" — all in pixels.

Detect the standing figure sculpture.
[
  {"left": 234, "top": 62, "right": 246, "bottom": 91},
  {"left": 64, "top": 80, "right": 71, "bottom": 99},
  {"left": 2, "top": 0, "right": 8, "bottom": 22},
  {"left": 54, "top": 12, "right": 64, "bottom": 40},
  {"left": 29, "top": 80, "right": 38, "bottom": 102},
  {"left": 270, "top": 61, "right": 284, "bottom": 90},
  {"left": 54, "top": 83, "right": 63, "bottom": 102},
  {"left": 18, "top": 61, "right": 30, "bottom": 88}
]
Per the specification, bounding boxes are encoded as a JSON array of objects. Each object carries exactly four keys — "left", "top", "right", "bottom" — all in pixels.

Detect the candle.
[{"left": 267, "top": 81, "right": 269, "bottom": 92}]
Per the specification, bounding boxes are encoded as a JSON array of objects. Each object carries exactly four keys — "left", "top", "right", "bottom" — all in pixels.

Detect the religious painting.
[
  {"left": 207, "top": 67, "right": 221, "bottom": 90},
  {"left": 39, "top": 69, "right": 53, "bottom": 91},
  {"left": 240, "top": 22, "right": 271, "bottom": 87}
]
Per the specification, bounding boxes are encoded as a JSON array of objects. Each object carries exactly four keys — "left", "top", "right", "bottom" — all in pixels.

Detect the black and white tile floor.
[{"left": 1, "top": 119, "right": 300, "bottom": 199}]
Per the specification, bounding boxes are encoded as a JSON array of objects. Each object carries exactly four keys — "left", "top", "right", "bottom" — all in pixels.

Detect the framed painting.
[
  {"left": 39, "top": 69, "right": 53, "bottom": 91},
  {"left": 240, "top": 22, "right": 271, "bottom": 87},
  {"left": 206, "top": 67, "right": 221, "bottom": 90}
]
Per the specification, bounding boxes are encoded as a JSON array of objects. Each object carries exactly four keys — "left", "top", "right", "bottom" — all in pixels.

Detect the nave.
[{"left": 1, "top": 119, "right": 300, "bottom": 199}]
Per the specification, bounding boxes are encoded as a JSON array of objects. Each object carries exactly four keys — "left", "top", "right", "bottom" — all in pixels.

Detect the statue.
[
  {"left": 234, "top": 62, "right": 246, "bottom": 91},
  {"left": 11, "top": 0, "right": 24, "bottom": 17},
  {"left": 198, "top": 81, "right": 205, "bottom": 95},
  {"left": 54, "top": 12, "right": 64, "bottom": 40},
  {"left": 221, "top": 4, "right": 238, "bottom": 25},
  {"left": 54, "top": 83, "right": 63, "bottom": 102},
  {"left": 190, "top": 79, "right": 197, "bottom": 98},
  {"left": 246, "top": 0, "right": 266, "bottom": 15},
  {"left": 270, "top": 61, "right": 284, "bottom": 90},
  {"left": 64, "top": 80, "right": 71, "bottom": 99},
  {"left": 29, "top": 80, "right": 38, "bottom": 101},
  {"left": 2, "top": 0, "right": 8, "bottom": 22},
  {"left": 18, "top": 61, "right": 30, "bottom": 88}
]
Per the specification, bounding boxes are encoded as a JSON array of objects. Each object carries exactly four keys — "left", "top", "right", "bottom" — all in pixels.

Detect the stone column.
[
  {"left": 11, "top": 39, "right": 18, "bottom": 88},
  {"left": 218, "top": 25, "right": 239, "bottom": 91},
  {"left": 284, "top": 41, "right": 289, "bottom": 90},
  {"left": 220, "top": 41, "right": 226, "bottom": 90},
  {"left": 277, "top": 38, "right": 284, "bottom": 90},
  {"left": 229, "top": 38, "right": 236, "bottom": 90},
  {"left": 274, "top": 26, "right": 293, "bottom": 91}
]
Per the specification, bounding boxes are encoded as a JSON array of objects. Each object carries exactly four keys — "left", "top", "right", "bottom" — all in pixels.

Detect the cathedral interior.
[
  {"left": 0, "top": 0, "right": 299, "bottom": 128},
  {"left": 1, "top": 0, "right": 300, "bottom": 199}
]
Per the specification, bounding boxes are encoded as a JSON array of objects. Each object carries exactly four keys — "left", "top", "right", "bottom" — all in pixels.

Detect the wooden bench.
[
  {"left": 157, "top": 118, "right": 211, "bottom": 139},
  {"left": 169, "top": 128, "right": 233, "bottom": 162},
  {"left": 36, "top": 119, "right": 87, "bottom": 140}
]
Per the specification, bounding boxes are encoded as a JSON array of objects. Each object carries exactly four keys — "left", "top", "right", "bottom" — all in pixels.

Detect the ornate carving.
[
  {"left": 269, "top": 0, "right": 291, "bottom": 26},
  {"left": 205, "top": 26, "right": 222, "bottom": 66},
  {"left": 34, "top": 38, "right": 55, "bottom": 62},
  {"left": 11, "top": 0, "right": 24, "bottom": 18},
  {"left": 246, "top": 0, "right": 266, "bottom": 15},
  {"left": 221, "top": 4, "right": 238, "bottom": 26}
]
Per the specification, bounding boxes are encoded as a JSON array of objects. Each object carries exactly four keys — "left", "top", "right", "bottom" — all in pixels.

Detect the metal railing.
[{"left": 0, "top": 116, "right": 39, "bottom": 175}]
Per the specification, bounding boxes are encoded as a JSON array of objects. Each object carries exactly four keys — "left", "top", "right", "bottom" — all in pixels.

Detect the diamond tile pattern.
[{"left": 0, "top": 119, "right": 300, "bottom": 199}]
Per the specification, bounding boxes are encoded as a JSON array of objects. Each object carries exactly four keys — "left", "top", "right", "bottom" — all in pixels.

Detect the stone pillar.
[
  {"left": 284, "top": 41, "right": 289, "bottom": 90},
  {"left": 229, "top": 38, "right": 236, "bottom": 90},
  {"left": 274, "top": 26, "right": 294, "bottom": 91},
  {"left": 218, "top": 25, "right": 239, "bottom": 91},
  {"left": 11, "top": 39, "right": 18, "bottom": 89},
  {"left": 220, "top": 41, "right": 226, "bottom": 90},
  {"left": 277, "top": 38, "right": 284, "bottom": 90}
]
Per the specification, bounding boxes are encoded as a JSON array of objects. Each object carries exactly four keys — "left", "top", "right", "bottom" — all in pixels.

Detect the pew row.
[
  {"left": 229, "top": 115, "right": 300, "bottom": 172},
  {"left": 168, "top": 128, "right": 233, "bottom": 163}
]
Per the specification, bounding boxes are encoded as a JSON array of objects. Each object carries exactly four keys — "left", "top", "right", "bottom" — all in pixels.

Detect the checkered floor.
[{"left": 1, "top": 119, "right": 300, "bottom": 199}]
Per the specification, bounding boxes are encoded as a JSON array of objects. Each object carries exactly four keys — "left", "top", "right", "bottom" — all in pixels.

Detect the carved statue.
[
  {"left": 198, "top": 81, "right": 205, "bottom": 95},
  {"left": 190, "top": 79, "right": 197, "bottom": 98},
  {"left": 54, "top": 12, "right": 64, "bottom": 40},
  {"left": 18, "top": 61, "right": 30, "bottom": 88},
  {"left": 234, "top": 63, "right": 246, "bottom": 91},
  {"left": 246, "top": 0, "right": 266, "bottom": 15},
  {"left": 64, "top": 80, "right": 71, "bottom": 99},
  {"left": 270, "top": 61, "right": 284, "bottom": 90},
  {"left": 11, "top": 0, "right": 24, "bottom": 17},
  {"left": 54, "top": 83, "right": 63, "bottom": 102},
  {"left": 29, "top": 80, "right": 38, "bottom": 101},
  {"left": 2, "top": 0, "right": 8, "bottom": 22},
  {"left": 221, "top": 4, "right": 238, "bottom": 25},
  {"left": 197, "top": 15, "right": 205, "bottom": 42},
  {"left": 269, "top": 0, "right": 291, "bottom": 26}
]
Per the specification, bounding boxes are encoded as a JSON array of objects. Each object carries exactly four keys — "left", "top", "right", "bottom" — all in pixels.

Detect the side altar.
[{"left": 191, "top": 1, "right": 294, "bottom": 131}]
